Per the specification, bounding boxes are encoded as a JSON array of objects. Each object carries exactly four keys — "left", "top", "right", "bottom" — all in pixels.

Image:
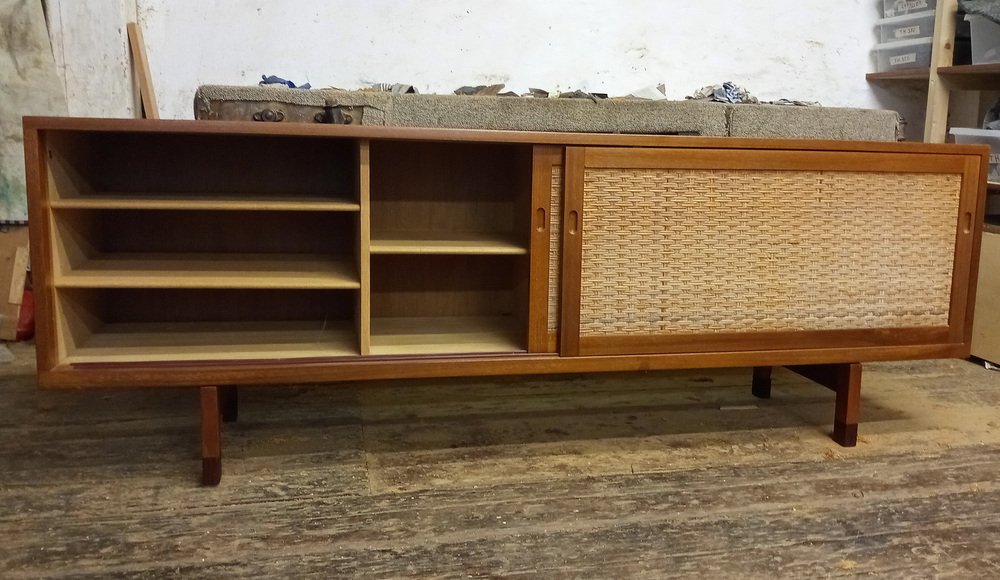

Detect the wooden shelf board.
[
  {"left": 64, "top": 320, "right": 358, "bottom": 364},
  {"left": 370, "top": 316, "right": 524, "bottom": 355},
  {"left": 988, "top": 181, "right": 1000, "bottom": 191},
  {"left": 50, "top": 193, "right": 361, "bottom": 211},
  {"left": 56, "top": 253, "right": 360, "bottom": 289},
  {"left": 937, "top": 63, "right": 1000, "bottom": 90},
  {"left": 370, "top": 231, "right": 527, "bottom": 255},
  {"left": 866, "top": 69, "right": 931, "bottom": 81}
]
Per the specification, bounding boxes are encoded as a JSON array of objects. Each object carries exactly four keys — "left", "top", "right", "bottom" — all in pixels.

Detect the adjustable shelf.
[
  {"left": 370, "top": 231, "right": 527, "bottom": 255},
  {"left": 54, "top": 252, "right": 360, "bottom": 289},
  {"left": 49, "top": 193, "right": 361, "bottom": 212}
]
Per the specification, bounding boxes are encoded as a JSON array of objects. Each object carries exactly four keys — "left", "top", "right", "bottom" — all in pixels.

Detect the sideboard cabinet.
[{"left": 23, "top": 118, "right": 988, "bottom": 484}]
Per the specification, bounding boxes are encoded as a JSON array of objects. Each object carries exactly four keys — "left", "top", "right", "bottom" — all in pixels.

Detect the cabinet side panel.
[
  {"left": 357, "top": 139, "right": 371, "bottom": 355},
  {"left": 578, "top": 161, "right": 961, "bottom": 347},
  {"left": 24, "top": 128, "right": 59, "bottom": 372}
]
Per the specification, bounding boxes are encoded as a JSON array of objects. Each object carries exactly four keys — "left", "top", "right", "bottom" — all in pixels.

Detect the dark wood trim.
[
  {"left": 583, "top": 147, "right": 971, "bottom": 174},
  {"left": 36, "top": 342, "right": 966, "bottom": 389},
  {"left": 787, "top": 363, "right": 862, "bottom": 447},
  {"left": 953, "top": 154, "right": 989, "bottom": 345},
  {"left": 528, "top": 146, "right": 562, "bottom": 353},
  {"left": 937, "top": 63, "right": 1000, "bottom": 90},
  {"left": 578, "top": 327, "right": 952, "bottom": 356},
  {"left": 200, "top": 386, "right": 222, "bottom": 486},
  {"left": 22, "top": 116, "right": 992, "bottom": 156},
  {"left": 866, "top": 69, "right": 931, "bottom": 81},
  {"left": 559, "top": 147, "right": 585, "bottom": 357},
  {"left": 23, "top": 128, "right": 57, "bottom": 372},
  {"left": 751, "top": 366, "right": 772, "bottom": 399}
]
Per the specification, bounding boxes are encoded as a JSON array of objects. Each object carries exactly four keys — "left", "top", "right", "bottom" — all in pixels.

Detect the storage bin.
[
  {"left": 966, "top": 14, "right": 1000, "bottom": 64},
  {"left": 950, "top": 127, "right": 1000, "bottom": 182},
  {"left": 878, "top": 11, "right": 936, "bottom": 43},
  {"left": 873, "top": 37, "right": 933, "bottom": 72},
  {"left": 883, "top": 0, "right": 936, "bottom": 18}
]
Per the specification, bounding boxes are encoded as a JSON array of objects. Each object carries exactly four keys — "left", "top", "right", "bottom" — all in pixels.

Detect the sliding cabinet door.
[{"left": 559, "top": 145, "right": 983, "bottom": 357}]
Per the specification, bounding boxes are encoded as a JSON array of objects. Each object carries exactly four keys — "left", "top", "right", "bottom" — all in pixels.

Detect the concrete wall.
[{"left": 44, "top": 0, "right": 927, "bottom": 138}]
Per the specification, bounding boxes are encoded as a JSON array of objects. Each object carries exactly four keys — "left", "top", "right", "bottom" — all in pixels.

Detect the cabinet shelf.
[
  {"left": 63, "top": 320, "right": 358, "bottom": 364},
  {"left": 370, "top": 231, "right": 527, "bottom": 255},
  {"left": 50, "top": 193, "right": 361, "bottom": 212},
  {"left": 370, "top": 316, "right": 524, "bottom": 355},
  {"left": 56, "top": 253, "right": 360, "bottom": 289}
]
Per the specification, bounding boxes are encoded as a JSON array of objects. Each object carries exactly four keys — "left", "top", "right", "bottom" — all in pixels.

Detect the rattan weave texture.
[
  {"left": 548, "top": 166, "right": 563, "bottom": 335},
  {"left": 579, "top": 169, "right": 961, "bottom": 336}
]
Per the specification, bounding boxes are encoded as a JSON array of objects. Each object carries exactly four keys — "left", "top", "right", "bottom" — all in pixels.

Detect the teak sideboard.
[{"left": 23, "top": 117, "right": 988, "bottom": 485}]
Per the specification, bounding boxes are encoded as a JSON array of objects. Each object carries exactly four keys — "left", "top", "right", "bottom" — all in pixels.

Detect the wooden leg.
[
  {"left": 220, "top": 386, "right": 238, "bottom": 423},
  {"left": 751, "top": 366, "right": 772, "bottom": 399},
  {"left": 786, "top": 363, "right": 862, "bottom": 448},
  {"left": 200, "top": 386, "right": 222, "bottom": 486}
]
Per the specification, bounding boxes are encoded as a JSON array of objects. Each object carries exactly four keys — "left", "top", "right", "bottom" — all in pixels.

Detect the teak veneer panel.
[{"left": 22, "top": 118, "right": 989, "bottom": 389}]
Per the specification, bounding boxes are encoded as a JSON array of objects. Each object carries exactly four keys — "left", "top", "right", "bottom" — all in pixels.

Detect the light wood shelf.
[
  {"left": 370, "top": 231, "right": 527, "bottom": 255},
  {"left": 50, "top": 193, "right": 361, "bottom": 212},
  {"left": 370, "top": 316, "right": 524, "bottom": 355},
  {"left": 63, "top": 320, "right": 358, "bottom": 364},
  {"left": 56, "top": 253, "right": 360, "bottom": 289}
]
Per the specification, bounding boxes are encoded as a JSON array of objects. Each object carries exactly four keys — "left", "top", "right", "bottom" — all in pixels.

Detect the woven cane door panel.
[
  {"left": 579, "top": 169, "right": 961, "bottom": 339},
  {"left": 548, "top": 166, "right": 562, "bottom": 335}
]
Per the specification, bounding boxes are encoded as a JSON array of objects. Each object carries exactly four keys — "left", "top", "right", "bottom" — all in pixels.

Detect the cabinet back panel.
[
  {"left": 370, "top": 142, "right": 530, "bottom": 235},
  {"left": 372, "top": 255, "right": 516, "bottom": 317},
  {"left": 46, "top": 132, "right": 357, "bottom": 196},
  {"left": 57, "top": 210, "right": 354, "bottom": 255},
  {"left": 60, "top": 288, "right": 355, "bottom": 324}
]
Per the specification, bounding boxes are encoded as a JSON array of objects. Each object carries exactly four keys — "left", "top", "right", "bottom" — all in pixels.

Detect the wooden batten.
[{"left": 357, "top": 139, "right": 372, "bottom": 355}]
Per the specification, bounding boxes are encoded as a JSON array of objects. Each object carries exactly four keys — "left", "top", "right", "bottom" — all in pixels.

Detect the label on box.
[
  {"left": 990, "top": 154, "right": 1000, "bottom": 164},
  {"left": 889, "top": 52, "right": 918, "bottom": 66},
  {"left": 886, "top": 0, "right": 928, "bottom": 16},
  {"left": 894, "top": 25, "right": 922, "bottom": 39}
]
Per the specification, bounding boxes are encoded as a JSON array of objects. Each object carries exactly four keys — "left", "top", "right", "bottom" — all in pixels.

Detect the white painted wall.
[{"left": 48, "top": 0, "right": 928, "bottom": 138}]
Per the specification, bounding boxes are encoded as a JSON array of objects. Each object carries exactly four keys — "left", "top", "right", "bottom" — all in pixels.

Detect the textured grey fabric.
[
  {"left": 960, "top": 0, "right": 1000, "bottom": 24},
  {"left": 729, "top": 104, "right": 904, "bottom": 141},
  {"left": 194, "top": 85, "right": 901, "bottom": 142}
]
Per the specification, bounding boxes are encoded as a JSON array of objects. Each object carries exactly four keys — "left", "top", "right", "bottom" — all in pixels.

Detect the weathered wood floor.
[{"left": 3, "top": 342, "right": 1000, "bottom": 578}]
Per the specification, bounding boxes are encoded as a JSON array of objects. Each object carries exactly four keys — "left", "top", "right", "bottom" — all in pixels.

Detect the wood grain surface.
[{"left": 3, "top": 343, "right": 1000, "bottom": 577}]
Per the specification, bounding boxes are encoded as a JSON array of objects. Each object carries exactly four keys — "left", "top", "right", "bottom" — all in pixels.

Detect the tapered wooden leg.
[
  {"left": 219, "top": 386, "right": 238, "bottom": 423},
  {"left": 786, "top": 362, "right": 862, "bottom": 448},
  {"left": 200, "top": 386, "right": 222, "bottom": 486},
  {"left": 751, "top": 366, "right": 773, "bottom": 399},
  {"left": 833, "top": 363, "right": 862, "bottom": 447}
]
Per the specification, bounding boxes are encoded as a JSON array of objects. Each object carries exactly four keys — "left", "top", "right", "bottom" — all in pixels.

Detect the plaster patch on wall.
[{"left": 0, "top": 0, "right": 66, "bottom": 221}]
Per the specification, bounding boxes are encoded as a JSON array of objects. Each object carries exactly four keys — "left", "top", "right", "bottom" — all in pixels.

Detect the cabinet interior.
[
  {"left": 42, "top": 130, "right": 537, "bottom": 365},
  {"left": 56, "top": 288, "right": 358, "bottom": 364}
]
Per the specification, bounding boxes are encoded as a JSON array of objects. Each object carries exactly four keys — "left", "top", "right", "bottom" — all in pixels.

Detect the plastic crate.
[
  {"left": 883, "top": 0, "right": 936, "bottom": 18},
  {"left": 967, "top": 14, "right": 1000, "bottom": 64},
  {"left": 878, "top": 11, "right": 936, "bottom": 43},
  {"left": 951, "top": 127, "right": 1000, "bottom": 182},
  {"left": 873, "top": 37, "right": 933, "bottom": 72}
]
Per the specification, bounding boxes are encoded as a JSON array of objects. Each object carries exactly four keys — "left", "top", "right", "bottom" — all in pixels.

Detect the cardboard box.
[{"left": 0, "top": 226, "right": 29, "bottom": 341}]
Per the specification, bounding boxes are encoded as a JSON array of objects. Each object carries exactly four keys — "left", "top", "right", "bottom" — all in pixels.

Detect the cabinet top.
[{"left": 22, "top": 116, "right": 988, "bottom": 156}]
